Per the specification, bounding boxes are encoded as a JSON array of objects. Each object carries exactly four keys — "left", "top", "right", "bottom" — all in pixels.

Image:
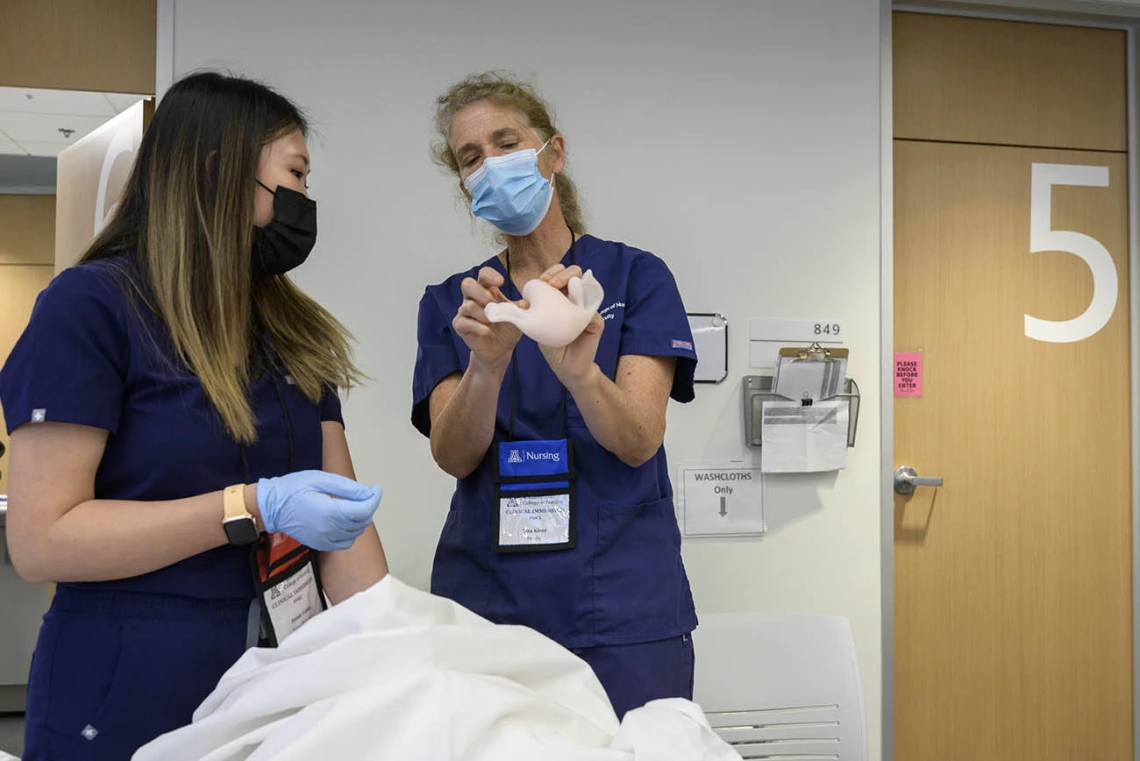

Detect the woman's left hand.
[{"left": 536, "top": 263, "right": 604, "bottom": 386}]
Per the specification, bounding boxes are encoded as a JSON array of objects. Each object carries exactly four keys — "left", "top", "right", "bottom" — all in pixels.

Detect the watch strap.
[{"left": 223, "top": 484, "right": 252, "bottom": 522}]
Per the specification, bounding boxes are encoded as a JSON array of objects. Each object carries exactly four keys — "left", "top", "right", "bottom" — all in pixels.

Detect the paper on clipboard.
[
  {"left": 760, "top": 400, "right": 848, "bottom": 473},
  {"left": 772, "top": 344, "right": 847, "bottom": 401}
]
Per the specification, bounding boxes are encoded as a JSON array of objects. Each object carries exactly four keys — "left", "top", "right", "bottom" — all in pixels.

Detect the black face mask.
[{"left": 252, "top": 179, "right": 317, "bottom": 276}]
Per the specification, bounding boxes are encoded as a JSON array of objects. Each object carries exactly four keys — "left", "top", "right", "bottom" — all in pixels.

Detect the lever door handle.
[{"left": 894, "top": 466, "right": 943, "bottom": 495}]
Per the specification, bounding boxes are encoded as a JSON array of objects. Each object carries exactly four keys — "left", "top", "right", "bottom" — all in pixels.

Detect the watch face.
[{"left": 224, "top": 517, "right": 258, "bottom": 546}]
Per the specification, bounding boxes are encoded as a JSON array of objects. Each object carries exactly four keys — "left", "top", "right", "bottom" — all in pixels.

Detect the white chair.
[{"left": 692, "top": 613, "right": 866, "bottom": 761}]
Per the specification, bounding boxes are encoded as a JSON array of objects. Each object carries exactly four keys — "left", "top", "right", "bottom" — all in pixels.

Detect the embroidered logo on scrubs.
[
  {"left": 599, "top": 301, "right": 625, "bottom": 321},
  {"left": 507, "top": 449, "right": 523, "bottom": 464},
  {"left": 671, "top": 339, "right": 693, "bottom": 350},
  {"left": 82, "top": 724, "right": 98, "bottom": 741},
  {"left": 31, "top": 408, "right": 46, "bottom": 423}
]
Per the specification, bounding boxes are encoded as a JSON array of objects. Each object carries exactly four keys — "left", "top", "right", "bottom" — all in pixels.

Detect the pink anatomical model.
[{"left": 485, "top": 270, "right": 605, "bottom": 347}]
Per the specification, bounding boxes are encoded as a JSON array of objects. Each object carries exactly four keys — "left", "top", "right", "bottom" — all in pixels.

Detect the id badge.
[
  {"left": 251, "top": 532, "right": 327, "bottom": 646},
  {"left": 494, "top": 439, "right": 576, "bottom": 553}
]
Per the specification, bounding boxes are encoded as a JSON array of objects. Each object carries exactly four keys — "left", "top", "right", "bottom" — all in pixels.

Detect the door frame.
[{"left": 879, "top": 5, "right": 1140, "bottom": 761}]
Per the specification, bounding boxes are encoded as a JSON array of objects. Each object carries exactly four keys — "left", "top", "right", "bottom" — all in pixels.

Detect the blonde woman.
[
  {"left": 0, "top": 72, "right": 387, "bottom": 759},
  {"left": 413, "top": 72, "right": 699, "bottom": 718}
]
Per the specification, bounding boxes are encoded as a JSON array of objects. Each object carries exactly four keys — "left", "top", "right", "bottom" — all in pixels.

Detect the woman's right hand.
[
  {"left": 453, "top": 267, "right": 525, "bottom": 373},
  {"left": 255, "top": 470, "right": 383, "bottom": 551}
]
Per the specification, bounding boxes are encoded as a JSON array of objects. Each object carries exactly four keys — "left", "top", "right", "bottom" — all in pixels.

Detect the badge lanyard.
[
  {"left": 504, "top": 228, "right": 575, "bottom": 443},
  {"left": 239, "top": 346, "right": 327, "bottom": 647},
  {"left": 493, "top": 226, "right": 579, "bottom": 553}
]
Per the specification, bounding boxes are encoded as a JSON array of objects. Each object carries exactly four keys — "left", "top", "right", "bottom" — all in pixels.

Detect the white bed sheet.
[{"left": 133, "top": 575, "right": 739, "bottom": 761}]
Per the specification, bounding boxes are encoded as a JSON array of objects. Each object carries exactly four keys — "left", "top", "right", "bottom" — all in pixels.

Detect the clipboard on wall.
[
  {"left": 687, "top": 313, "right": 728, "bottom": 384},
  {"left": 772, "top": 342, "right": 849, "bottom": 402}
]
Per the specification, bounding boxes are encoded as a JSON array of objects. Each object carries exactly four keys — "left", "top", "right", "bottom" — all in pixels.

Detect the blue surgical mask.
[{"left": 463, "top": 141, "right": 554, "bottom": 237}]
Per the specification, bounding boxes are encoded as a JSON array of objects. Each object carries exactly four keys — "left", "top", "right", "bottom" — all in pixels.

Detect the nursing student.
[
  {"left": 412, "top": 71, "right": 699, "bottom": 717},
  {"left": 0, "top": 72, "right": 387, "bottom": 759}
]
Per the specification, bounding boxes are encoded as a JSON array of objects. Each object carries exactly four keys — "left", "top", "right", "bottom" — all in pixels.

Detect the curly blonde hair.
[{"left": 431, "top": 71, "right": 585, "bottom": 235}]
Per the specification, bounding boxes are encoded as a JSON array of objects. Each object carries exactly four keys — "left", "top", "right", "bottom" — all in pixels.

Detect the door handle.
[{"left": 894, "top": 466, "right": 943, "bottom": 495}]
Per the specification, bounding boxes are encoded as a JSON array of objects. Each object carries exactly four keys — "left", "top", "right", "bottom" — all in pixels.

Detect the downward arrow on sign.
[{"left": 719, "top": 497, "right": 727, "bottom": 517}]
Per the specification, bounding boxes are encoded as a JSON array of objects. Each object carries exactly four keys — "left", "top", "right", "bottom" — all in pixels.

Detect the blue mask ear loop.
[
  {"left": 536, "top": 139, "right": 553, "bottom": 189},
  {"left": 505, "top": 224, "right": 577, "bottom": 442}
]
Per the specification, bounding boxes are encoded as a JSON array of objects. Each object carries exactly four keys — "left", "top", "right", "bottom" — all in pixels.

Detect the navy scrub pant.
[
  {"left": 22, "top": 587, "right": 248, "bottom": 760},
  {"left": 573, "top": 633, "right": 696, "bottom": 719}
]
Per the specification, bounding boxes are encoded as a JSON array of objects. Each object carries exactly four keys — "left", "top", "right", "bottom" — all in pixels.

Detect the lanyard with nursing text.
[
  {"left": 504, "top": 225, "right": 576, "bottom": 443},
  {"left": 494, "top": 225, "right": 578, "bottom": 553}
]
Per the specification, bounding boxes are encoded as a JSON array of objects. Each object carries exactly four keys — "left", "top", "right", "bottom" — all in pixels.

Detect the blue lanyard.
[{"left": 505, "top": 225, "right": 577, "bottom": 443}]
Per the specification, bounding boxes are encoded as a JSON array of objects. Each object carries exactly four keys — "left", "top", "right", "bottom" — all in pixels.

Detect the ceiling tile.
[
  {"left": 0, "top": 87, "right": 117, "bottom": 117},
  {"left": 0, "top": 112, "right": 110, "bottom": 145}
]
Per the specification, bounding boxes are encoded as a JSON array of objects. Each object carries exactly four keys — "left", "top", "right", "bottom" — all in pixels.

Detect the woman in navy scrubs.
[
  {"left": 0, "top": 72, "right": 388, "bottom": 759},
  {"left": 412, "top": 72, "right": 699, "bottom": 718}
]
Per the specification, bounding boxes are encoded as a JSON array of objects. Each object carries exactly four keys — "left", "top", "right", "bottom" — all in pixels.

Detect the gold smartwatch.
[{"left": 223, "top": 484, "right": 259, "bottom": 545}]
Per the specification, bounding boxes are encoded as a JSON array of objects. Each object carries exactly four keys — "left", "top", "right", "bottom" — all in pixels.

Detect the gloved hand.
[{"left": 256, "top": 470, "right": 383, "bottom": 551}]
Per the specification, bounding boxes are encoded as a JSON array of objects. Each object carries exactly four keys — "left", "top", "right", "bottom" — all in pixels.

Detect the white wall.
[{"left": 174, "top": 1, "right": 886, "bottom": 757}]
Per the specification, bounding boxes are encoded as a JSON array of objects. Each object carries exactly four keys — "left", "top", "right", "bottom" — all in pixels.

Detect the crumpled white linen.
[{"left": 133, "top": 575, "right": 739, "bottom": 761}]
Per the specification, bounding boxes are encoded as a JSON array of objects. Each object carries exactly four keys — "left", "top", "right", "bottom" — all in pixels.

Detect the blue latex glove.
[{"left": 256, "top": 470, "right": 383, "bottom": 551}]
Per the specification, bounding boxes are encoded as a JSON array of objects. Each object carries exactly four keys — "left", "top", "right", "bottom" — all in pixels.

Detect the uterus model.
[{"left": 484, "top": 270, "right": 605, "bottom": 348}]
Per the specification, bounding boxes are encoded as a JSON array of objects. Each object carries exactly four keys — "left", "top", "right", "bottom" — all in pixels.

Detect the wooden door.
[
  {"left": 0, "top": 0, "right": 157, "bottom": 710},
  {"left": 0, "top": 196, "right": 56, "bottom": 495},
  {"left": 893, "top": 13, "right": 1132, "bottom": 760},
  {"left": 0, "top": 0, "right": 156, "bottom": 93}
]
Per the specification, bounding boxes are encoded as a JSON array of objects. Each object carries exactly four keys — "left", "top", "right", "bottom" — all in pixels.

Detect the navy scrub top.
[
  {"left": 0, "top": 256, "right": 343, "bottom": 601},
  {"left": 412, "top": 234, "right": 699, "bottom": 649}
]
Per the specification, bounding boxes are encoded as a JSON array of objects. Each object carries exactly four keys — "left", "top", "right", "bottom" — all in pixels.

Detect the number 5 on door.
[{"left": 1026, "top": 163, "right": 1116, "bottom": 344}]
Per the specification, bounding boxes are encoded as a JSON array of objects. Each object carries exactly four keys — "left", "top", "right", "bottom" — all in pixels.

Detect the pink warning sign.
[{"left": 894, "top": 353, "right": 922, "bottom": 397}]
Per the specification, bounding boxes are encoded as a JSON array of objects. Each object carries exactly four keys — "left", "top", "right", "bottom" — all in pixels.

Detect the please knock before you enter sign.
[{"left": 894, "top": 352, "right": 923, "bottom": 397}]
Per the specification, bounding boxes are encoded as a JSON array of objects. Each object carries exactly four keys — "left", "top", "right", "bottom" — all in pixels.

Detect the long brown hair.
[
  {"left": 431, "top": 71, "right": 586, "bottom": 235},
  {"left": 81, "top": 71, "right": 361, "bottom": 444}
]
